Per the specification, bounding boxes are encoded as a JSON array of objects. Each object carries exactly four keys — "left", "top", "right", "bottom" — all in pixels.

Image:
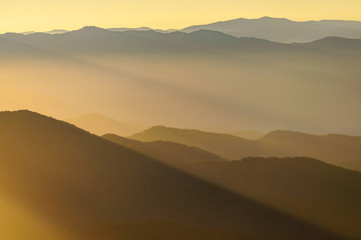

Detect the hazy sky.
[{"left": 1, "top": 0, "right": 361, "bottom": 33}]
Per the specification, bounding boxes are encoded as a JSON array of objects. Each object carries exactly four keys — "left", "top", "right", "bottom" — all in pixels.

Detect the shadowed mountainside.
[
  {"left": 182, "top": 157, "right": 361, "bottom": 240},
  {"left": 105, "top": 132, "right": 361, "bottom": 239},
  {"left": 0, "top": 110, "right": 345, "bottom": 240},
  {"left": 130, "top": 126, "right": 361, "bottom": 165},
  {"left": 66, "top": 113, "right": 141, "bottom": 136},
  {"left": 182, "top": 17, "right": 361, "bottom": 43}
]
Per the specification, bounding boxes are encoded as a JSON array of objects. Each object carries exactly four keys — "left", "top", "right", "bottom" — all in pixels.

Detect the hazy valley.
[{"left": 1, "top": 24, "right": 361, "bottom": 135}]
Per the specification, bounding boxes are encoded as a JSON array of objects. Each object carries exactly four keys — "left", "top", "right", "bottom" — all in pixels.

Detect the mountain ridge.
[
  {"left": 181, "top": 16, "right": 361, "bottom": 43},
  {"left": 107, "top": 131, "right": 361, "bottom": 239},
  {"left": 131, "top": 126, "right": 361, "bottom": 166},
  {"left": 0, "top": 110, "right": 344, "bottom": 240}
]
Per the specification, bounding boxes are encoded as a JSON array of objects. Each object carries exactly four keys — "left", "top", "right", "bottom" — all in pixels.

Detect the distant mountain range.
[
  {"left": 21, "top": 27, "right": 176, "bottom": 35},
  {"left": 1, "top": 21, "right": 360, "bottom": 136},
  {"left": 182, "top": 17, "right": 361, "bottom": 43},
  {"left": 0, "top": 27, "right": 288, "bottom": 57},
  {"left": 11, "top": 17, "right": 361, "bottom": 43},
  {"left": 2, "top": 26, "right": 361, "bottom": 57},
  {"left": 130, "top": 126, "right": 361, "bottom": 167}
]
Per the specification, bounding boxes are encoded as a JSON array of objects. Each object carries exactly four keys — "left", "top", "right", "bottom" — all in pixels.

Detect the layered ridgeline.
[
  {"left": 0, "top": 110, "right": 345, "bottom": 240},
  {"left": 130, "top": 126, "right": 361, "bottom": 167},
  {"left": 1, "top": 27, "right": 360, "bottom": 136},
  {"left": 182, "top": 17, "right": 361, "bottom": 43},
  {"left": 0, "top": 28, "right": 287, "bottom": 57},
  {"left": 106, "top": 134, "right": 361, "bottom": 240},
  {"left": 1, "top": 26, "right": 361, "bottom": 57},
  {"left": 14, "top": 17, "right": 361, "bottom": 43},
  {"left": 103, "top": 134, "right": 226, "bottom": 164}
]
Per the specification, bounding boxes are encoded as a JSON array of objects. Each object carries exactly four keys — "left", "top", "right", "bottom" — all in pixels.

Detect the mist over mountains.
[{"left": 1, "top": 23, "right": 360, "bottom": 135}]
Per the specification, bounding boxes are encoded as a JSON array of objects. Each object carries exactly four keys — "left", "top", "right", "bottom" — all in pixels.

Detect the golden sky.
[{"left": 1, "top": 0, "right": 361, "bottom": 33}]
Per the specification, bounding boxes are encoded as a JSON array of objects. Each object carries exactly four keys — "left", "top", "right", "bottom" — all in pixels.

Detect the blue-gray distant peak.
[{"left": 181, "top": 17, "right": 361, "bottom": 43}]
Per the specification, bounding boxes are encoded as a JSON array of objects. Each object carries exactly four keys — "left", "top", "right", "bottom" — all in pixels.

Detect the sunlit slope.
[
  {"left": 0, "top": 110, "right": 344, "bottom": 240},
  {"left": 103, "top": 133, "right": 226, "bottom": 163},
  {"left": 130, "top": 126, "right": 361, "bottom": 164},
  {"left": 66, "top": 113, "right": 141, "bottom": 136}
]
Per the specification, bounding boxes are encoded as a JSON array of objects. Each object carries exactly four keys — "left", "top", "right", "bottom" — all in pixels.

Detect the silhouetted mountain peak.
[
  {"left": 79, "top": 26, "right": 106, "bottom": 31},
  {"left": 68, "top": 26, "right": 112, "bottom": 36},
  {"left": 260, "top": 16, "right": 273, "bottom": 19},
  {"left": 1, "top": 109, "right": 50, "bottom": 119},
  {"left": 258, "top": 16, "right": 291, "bottom": 22},
  {"left": 146, "top": 125, "right": 169, "bottom": 130},
  {"left": 262, "top": 130, "right": 309, "bottom": 139},
  {"left": 0, "top": 110, "right": 84, "bottom": 134}
]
